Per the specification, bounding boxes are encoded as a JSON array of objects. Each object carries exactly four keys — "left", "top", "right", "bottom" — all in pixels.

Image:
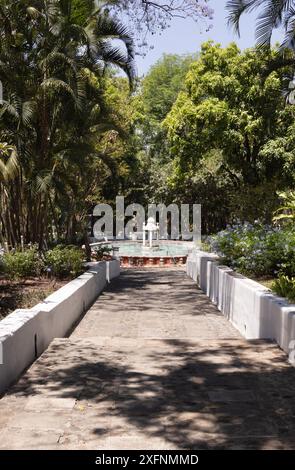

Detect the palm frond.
[
  {"left": 32, "top": 172, "right": 54, "bottom": 196},
  {"left": 76, "top": 71, "right": 87, "bottom": 111},
  {"left": 281, "top": 5, "right": 295, "bottom": 49},
  {"left": 22, "top": 101, "right": 37, "bottom": 127},
  {"left": 97, "top": 41, "right": 136, "bottom": 82},
  {"left": 256, "top": 0, "right": 290, "bottom": 46},
  {"left": 0, "top": 99, "right": 20, "bottom": 122},
  {"left": 26, "top": 6, "right": 42, "bottom": 20},
  {"left": 40, "top": 51, "right": 77, "bottom": 74},
  {"left": 86, "top": 11, "right": 136, "bottom": 83},
  {"left": 40, "top": 78, "right": 77, "bottom": 103},
  {"left": 226, "top": 0, "right": 266, "bottom": 35},
  {"left": 227, "top": 0, "right": 295, "bottom": 50}
]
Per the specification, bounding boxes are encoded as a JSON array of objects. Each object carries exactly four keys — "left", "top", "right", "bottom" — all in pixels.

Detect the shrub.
[
  {"left": 273, "top": 275, "right": 295, "bottom": 303},
  {"left": 92, "top": 245, "right": 112, "bottom": 261},
  {"left": 3, "top": 248, "right": 43, "bottom": 279},
  {"left": 44, "top": 245, "right": 84, "bottom": 279},
  {"left": 206, "top": 223, "right": 295, "bottom": 277}
]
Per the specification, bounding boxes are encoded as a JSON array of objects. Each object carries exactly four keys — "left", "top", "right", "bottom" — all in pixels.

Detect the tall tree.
[
  {"left": 129, "top": 53, "right": 198, "bottom": 206},
  {"left": 135, "top": 53, "right": 196, "bottom": 166},
  {"left": 141, "top": 54, "right": 197, "bottom": 122},
  {"left": 0, "top": 0, "right": 135, "bottom": 247},
  {"left": 163, "top": 42, "right": 295, "bottom": 229}
]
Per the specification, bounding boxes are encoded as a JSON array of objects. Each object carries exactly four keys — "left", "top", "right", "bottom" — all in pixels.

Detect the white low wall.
[
  {"left": 187, "top": 251, "right": 295, "bottom": 355},
  {"left": 106, "top": 258, "right": 121, "bottom": 282},
  {"left": 0, "top": 259, "right": 120, "bottom": 395}
]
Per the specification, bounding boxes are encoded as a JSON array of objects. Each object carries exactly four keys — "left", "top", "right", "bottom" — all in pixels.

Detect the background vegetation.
[
  {"left": 2, "top": 1, "right": 295, "bottom": 247},
  {"left": 1, "top": 1, "right": 295, "bottom": 300}
]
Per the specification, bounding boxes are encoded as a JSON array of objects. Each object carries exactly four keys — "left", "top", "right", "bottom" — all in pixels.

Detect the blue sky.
[{"left": 136, "top": 0, "right": 283, "bottom": 76}]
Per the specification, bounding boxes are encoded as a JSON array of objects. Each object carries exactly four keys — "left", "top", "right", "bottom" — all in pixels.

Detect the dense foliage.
[
  {"left": 273, "top": 275, "right": 295, "bottom": 303},
  {"left": 163, "top": 42, "right": 295, "bottom": 232},
  {"left": 204, "top": 221, "right": 295, "bottom": 302},
  {"left": 45, "top": 246, "right": 84, "bottom": 278},
  {"left": 205, "top": 223, "right": 295, "bottom": 279},
  {"left": 0, "top": 245, "right": 84, "bottom": 280},
  {"left": 1, "top": 0, "right": 295, "bottom": 298},
  {"left": 3, "top": 248, "right": 43, "bottom": 279},
  {"left": 131, "top": 53, "right": 197, "bottom": 205},
  {"left": 0, "top": 0, "right": 135, "bottom": 249}
]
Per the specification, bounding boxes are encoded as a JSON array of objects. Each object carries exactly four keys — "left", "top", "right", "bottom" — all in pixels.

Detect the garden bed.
[
  {"left": 0, "top": 244, "right": 88, "bottom": 320},
  {"left": 251, "top": 277, "right": 276, "bottom": 291},
  {"left": 204, "top": 222, "right": 295, "bottom": 303},
  {"left": 0, "top": 277, "right": 67, "bottom": 320}
]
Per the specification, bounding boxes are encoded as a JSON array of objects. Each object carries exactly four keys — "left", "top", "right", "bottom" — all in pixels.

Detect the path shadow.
[
  {"left": 8, "top": 337, "right": 295, "bottom": 450},
  {"left": 89, "top": 269, "right": 222, "bottom": 318}
]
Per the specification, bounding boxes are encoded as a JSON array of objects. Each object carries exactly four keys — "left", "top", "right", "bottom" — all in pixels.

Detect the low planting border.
[
  {"left": 187, "top": 251, "right": 295, "bottom": 356},
  {"left": 0, "top": 260, "right": 120, "bottom": 395}
]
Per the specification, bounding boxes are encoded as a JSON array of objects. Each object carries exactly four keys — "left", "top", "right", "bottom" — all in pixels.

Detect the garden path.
[{"left": 0, "top": 269, "right": 295, "bottom": 449}]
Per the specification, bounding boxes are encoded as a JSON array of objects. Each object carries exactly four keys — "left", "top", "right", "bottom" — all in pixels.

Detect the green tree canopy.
[
  {"left": 164, "top": 41, "right": 295, "bottom": 186},
  {"left": 128, "top": 53, "right": 199, "bottom": 204},
  {"left": 133, "top": 53, "right": 197, "bottom": 169},
  {"left": 160, "top": 42, "right": 295, "bottom": 231},
  {"left": 141, "top": 53, "right": 198, "bottom": 123}
]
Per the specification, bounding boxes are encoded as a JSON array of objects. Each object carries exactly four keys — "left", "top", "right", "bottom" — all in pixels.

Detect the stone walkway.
[{"left": 1, "top": 268, "right": 295, "bottom": 449}]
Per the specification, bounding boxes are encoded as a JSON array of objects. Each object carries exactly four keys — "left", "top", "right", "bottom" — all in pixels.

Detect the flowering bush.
[{"left": 206, "top": 223, "right": 295, "bottom": 277}]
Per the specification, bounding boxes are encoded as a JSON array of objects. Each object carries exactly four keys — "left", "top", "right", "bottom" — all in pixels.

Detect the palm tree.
[
  {"left": 226, "top": 0, "right": 295, "bottom": 48},
  {"left": 0, "top": 0, "right": 135, "bottom": 248}
]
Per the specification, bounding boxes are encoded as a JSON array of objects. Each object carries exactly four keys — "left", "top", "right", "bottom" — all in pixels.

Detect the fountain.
[
  {"left": 89, "top": 216, "right": 193, "bottom": 267},
  {"left": 142, "top": 217, "right": 159, "bottom": 249}
]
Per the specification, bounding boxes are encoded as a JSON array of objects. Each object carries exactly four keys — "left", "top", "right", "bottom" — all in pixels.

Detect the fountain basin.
[{"left": 100, "top": 240, "right": 193, "bottom": 267}]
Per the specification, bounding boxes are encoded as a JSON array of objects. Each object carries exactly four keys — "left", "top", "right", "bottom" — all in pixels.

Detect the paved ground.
[{"left": 1, "top": 268, "right": 295, "bottom": 450}]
